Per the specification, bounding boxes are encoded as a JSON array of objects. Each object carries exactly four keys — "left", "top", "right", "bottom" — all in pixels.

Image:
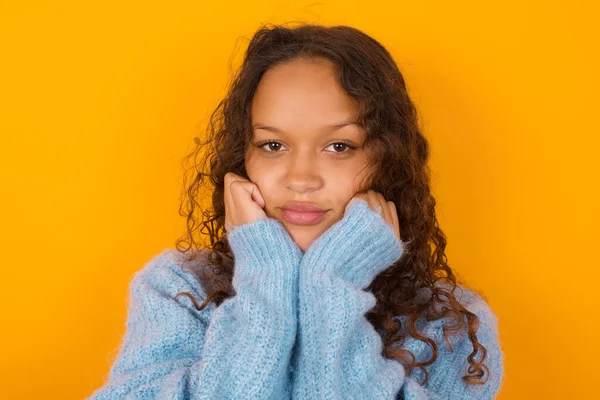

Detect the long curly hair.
[{"left": 173, "top": 22, "right": 491, "bottom": 386}]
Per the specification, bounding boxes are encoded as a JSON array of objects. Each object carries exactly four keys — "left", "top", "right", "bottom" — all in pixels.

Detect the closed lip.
[{"left": 281, "top": 201, "right": 328, "bottom": 213}]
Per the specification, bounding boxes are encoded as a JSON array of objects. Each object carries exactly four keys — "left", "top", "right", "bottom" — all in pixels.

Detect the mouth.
[{"left": 280, "top": 208, "right": 329, "bottom": 226}]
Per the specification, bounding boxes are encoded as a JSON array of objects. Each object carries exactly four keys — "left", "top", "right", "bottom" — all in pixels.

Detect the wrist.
[{"left": 227, "top": 217, "right": 302, "bottom": 290}]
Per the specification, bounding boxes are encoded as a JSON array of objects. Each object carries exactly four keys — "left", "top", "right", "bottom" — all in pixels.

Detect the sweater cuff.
[
  {"left": 227, "top": 217, "right": 303, "bottom": 289},
  {"left": 301, "top": 199, "right": 406, "bottom": 289}
]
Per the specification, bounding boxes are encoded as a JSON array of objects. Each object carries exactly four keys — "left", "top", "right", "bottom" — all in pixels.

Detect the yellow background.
[{"left": 1, "top": 1, "right": 598, "bottom": 399}]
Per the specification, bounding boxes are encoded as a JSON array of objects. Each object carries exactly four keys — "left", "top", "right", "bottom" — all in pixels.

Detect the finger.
[
  {"left": 251, "top": 186, "right": 266, "bottom": 208},
  {"left": 224, "top": 178, "right": 234, "bottom": 232},
  {"left": 358, "top": 190, "right": 377, "bottom": 213},
  {"left": 357, "top": 190, "right": 379, "bottom": 212},
  {"left": 225, "top": 172, "right": 252, "bottom": 200},
  {"left": 225, "top": 174, "right": 248, "bottom": 209},
  {"left": 225, "top": 173, "right": 250, "bottom": 227},
  {"left": 372, "top": 191, "right": 391, "bottom": 224},
  {"left": 346, "top": 192, "right": 367, "bottom": 212},
  {"left": 388, "top": 200, "right": 401, "bottom": 241},
  {"left": 230, "top": 178, "right": 266, "bottom": 212},
  {"left": 380, "top": 196, "right": 393, "bottom": 228},
  {"left": 374, "top": 193, "right": 399, "bottom": 242},
  {"left": 224, "top": 172, "right": 234, "bottom": 222},
  {"left": 229, "top": 180, "right": 252, "bottom": 209}
]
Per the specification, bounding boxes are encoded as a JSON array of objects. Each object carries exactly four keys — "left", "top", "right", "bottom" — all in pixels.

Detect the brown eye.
[
  {"left": 254, "top": 140, "right": 356, "bottom": 154},
  {"left": 255, "top": 140, "right": 287, "bottom": 152},
  {"left": 325, "top": 141, "right": 357, "bottom": 153}
]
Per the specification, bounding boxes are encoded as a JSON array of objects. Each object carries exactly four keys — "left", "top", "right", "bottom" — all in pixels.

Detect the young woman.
[{"left": 89, "top": 23, "right": 504, "bottom": 399}]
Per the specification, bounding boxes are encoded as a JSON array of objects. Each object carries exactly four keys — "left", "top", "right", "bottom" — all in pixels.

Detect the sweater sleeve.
[
  {"left": 87, "top": 217, "right": 302, "bottom": 400},
  {"left": 290, "top": 199, "right": 504, "bottom": 400},
  {"left": 291, "top": 199, "right": 406, "bottom": 399}
]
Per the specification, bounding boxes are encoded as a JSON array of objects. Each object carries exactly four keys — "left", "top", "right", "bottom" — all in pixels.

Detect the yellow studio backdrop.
[{"left": 0, "top": 1, "right": 598, "bottom": 399}]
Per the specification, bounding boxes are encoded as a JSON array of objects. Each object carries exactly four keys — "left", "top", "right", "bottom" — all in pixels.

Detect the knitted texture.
[
  {"left": 88, "top": 199, "right": 504, "bottom": 399},
  {"left": 291, "top": 199, "right": 504, "bottom": 399}
]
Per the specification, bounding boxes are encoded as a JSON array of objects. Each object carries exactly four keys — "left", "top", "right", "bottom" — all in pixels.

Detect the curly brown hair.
[{"left": 173, "top": 22, "right": 492, "bottom": 387}]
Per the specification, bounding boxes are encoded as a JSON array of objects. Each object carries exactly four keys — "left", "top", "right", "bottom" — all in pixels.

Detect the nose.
[{"left": 284, "top": 150, "right": 324, "bottom": 193}]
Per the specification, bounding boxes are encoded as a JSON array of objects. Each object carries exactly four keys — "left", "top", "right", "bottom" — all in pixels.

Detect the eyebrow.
[{"left": 252, "top": 120, "right": 359, "bottom": 133}]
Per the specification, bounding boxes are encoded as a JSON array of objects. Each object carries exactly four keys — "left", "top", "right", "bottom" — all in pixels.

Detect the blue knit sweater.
[{"left": 88, "top": 199, "right": 504, "bottom": 399}]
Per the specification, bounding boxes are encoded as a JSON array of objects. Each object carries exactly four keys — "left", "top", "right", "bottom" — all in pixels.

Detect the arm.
[
  {"left": 291, "top": 199, "right": 504, "bottom": 399},
  {"left": 291, "top": 199, "right": 406, "bottom": 399},
  {"left": 87, "top": 217, "right": 302, "bottom": 400}
]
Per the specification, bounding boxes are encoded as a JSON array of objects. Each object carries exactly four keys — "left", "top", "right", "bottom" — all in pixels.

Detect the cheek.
[
  {"left": 245, "top": 154, "right": 268, "bottom": 186},
  {"left": 323, "top": 172, "right": 358, "bottom": 213},
  {"left": 330, "top": 162, "right": 371, "bottom": 194},
  {"left": 352, "top": 159, "right": 374, "bottom": 192}
]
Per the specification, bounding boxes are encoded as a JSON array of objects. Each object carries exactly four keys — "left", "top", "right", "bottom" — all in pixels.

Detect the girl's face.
[{"left": 245, "top": 57, "right": 372, "bottom": 252}]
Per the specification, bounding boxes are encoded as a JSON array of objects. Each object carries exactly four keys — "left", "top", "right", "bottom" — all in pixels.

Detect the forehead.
[{"left": 250, "top": 58, "right": 359, "bottom": 133}]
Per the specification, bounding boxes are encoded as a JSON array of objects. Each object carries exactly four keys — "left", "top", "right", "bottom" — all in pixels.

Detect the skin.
[{"left": 243, "top": 57, "right": 401, "bottom": 252}]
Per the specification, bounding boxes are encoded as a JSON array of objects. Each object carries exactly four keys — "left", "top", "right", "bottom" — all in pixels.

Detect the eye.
[
  {"left": 255, "top": 140, "right": 288, "bottom": 152},
  {"left": 324, "top": 141, "right": 357, "bottom": 153},
  {"left": 254, "top": 140, "right": 357, "bottom": 154}
]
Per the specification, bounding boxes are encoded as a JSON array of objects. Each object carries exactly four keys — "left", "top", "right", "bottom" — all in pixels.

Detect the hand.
[
  {"left": 299, "top": 189, "right": 405, "bottom": 289},
  {"left": 224, "top": 172, "right": 268, "bottom": 233},
  {"left": 345, "top": 190, "right": 401, "bottom": 243}
]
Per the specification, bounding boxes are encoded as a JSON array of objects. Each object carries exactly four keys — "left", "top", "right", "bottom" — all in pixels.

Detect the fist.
[
  {"left": 345, "top": 190, "right": 401, "bottom": 243},
  {"left": 224, "top": 172, "right": 268, "bottom": 233}
]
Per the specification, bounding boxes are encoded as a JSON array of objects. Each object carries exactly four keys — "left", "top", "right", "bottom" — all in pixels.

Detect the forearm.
[
  {"left": 89, "top": 219, "right": 302, "bottom": 400},
  {"left": 291, "top": 199, "right": 407, "bottom": 399},
  {"left": 292, "top": 272, "right": 405, "bottom": 399},
  {"left": 194, "top": 279, "right": 296, "bottom": 398},
  {"left": 193, "top": 217, "right": 302, "bottom": 399}
]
